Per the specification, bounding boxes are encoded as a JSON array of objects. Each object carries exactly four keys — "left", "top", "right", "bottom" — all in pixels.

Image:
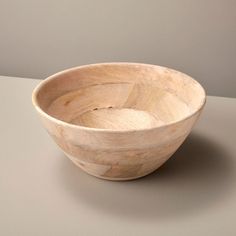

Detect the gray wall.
[{"left": 0, "top": 0, "right": 235, "bottom": 97}]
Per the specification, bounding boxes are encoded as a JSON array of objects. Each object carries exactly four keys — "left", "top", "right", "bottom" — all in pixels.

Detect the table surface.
[{"left": 1, "top": 76, "right": 236, "bottom": 236}]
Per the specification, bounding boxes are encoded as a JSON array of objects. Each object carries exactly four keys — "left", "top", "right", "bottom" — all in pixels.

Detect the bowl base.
[
  {"left": 82, "top": 169, "right": 159, "bottom": 181},
  {"left": 66, "top": 153, "right": 166, "bottom": 181}
]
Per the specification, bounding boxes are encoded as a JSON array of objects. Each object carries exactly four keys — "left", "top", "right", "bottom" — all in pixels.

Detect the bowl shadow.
[{"left": 57, "top": 131, "right": 234, "bottom": 221}]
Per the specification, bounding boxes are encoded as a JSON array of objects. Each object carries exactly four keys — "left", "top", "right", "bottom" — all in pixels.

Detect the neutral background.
[{"left": 0, "top": 0, "right": 235, "bottom": 97}]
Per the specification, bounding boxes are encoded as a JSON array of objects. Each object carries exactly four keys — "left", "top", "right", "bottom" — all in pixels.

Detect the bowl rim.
[{"left": 32, "top": 62, "right": 206, "bottom": 133}]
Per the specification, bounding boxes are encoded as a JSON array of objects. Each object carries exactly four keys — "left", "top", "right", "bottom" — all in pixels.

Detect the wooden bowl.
[{"left": 32, "top": 63, "right": 206, "bottom": 180}]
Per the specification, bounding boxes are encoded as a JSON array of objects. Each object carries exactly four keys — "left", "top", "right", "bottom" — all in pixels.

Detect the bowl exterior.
[{"left": 37, "top": 107, "right": 203, "bottom": 180}]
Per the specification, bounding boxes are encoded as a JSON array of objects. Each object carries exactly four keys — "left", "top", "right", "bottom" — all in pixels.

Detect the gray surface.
[
  {"left": 0, "top": 0, "right": 236, "bottom": 97},
  {"left": 1, "top": 76, "right": 236, "bottom": 235}
]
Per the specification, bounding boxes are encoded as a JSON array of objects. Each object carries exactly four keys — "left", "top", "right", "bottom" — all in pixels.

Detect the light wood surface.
[{"left": 32, "top": 63, "right": 206, "bottom": 180}]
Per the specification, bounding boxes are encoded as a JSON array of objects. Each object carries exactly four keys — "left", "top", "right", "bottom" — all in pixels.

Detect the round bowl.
[{"left": 32, "top": 63, "right": 206, "bottom": 180}]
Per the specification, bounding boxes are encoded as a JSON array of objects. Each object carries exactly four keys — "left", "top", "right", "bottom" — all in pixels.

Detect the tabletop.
[{"left": 1, "top": 76, "right": 236, "bottom": 235}]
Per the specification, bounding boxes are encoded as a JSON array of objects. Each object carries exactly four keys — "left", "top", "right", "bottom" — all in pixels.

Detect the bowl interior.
[{"left": 34, "top": 63, "right": 205, "bottom": 131}]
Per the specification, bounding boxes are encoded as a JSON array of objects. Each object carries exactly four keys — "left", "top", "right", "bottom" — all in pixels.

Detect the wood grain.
[{"left": 32, "top": 63, "right": 206, "bottom": 180}]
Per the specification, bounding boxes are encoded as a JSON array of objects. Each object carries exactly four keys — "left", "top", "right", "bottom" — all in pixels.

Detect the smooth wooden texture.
[{"left": 32, "top": 63, "right": 206, "bottom": 180}]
